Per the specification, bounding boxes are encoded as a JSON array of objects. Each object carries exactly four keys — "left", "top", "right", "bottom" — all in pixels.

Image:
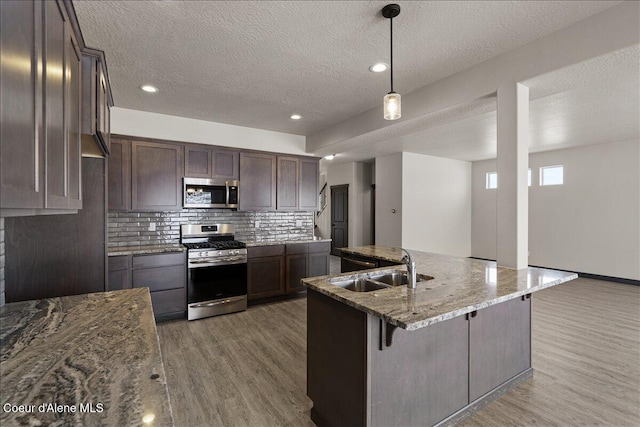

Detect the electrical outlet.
[
  {"left": 296, "top": 220, "right": 303, "bottom": 227},
  {"left": 148, "top": 222, "right": 156, "bottom": 231},
  {"left": 254, "top": 221, "right": 260, "bottom": 228}
]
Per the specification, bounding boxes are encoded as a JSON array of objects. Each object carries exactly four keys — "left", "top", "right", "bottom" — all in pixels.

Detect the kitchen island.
[
  {"left": 302, "top": 246, "right": 578, "bottom": 427},
  {"left": 0, "top": 288, "right": 173, "bottom": 426}
]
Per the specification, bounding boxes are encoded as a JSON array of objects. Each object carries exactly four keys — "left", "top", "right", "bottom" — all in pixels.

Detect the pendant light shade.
[
  {"left": 384, "top": 92, "right": 401, "bottom": 120},
  {"left": 382, "top": 4, "right": 401, "bottom": 120}
]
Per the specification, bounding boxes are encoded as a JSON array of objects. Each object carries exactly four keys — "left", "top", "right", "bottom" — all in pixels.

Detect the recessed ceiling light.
[
  {"left": 324, "top": 154, "right": 335, "bottom": 160},
  {"left": 140, "top": 85, "right": 158, "bottom": 93},
  {"left": 369, "top": 62, "right": 388, "bottom": 73},
  {"left": 290, "top": 114, "right": 302, "bottom": 120}
]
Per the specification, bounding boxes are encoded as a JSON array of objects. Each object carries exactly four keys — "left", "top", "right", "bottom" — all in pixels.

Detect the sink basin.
[
  {"left": 368, "top": 272, "right": 434, "bottom": 286},
  {"left": 330, "top": 278, "right": 391, "bottom": 292},
  {"left": 329, "top": 270, "right": 434, "bottom": 292}
]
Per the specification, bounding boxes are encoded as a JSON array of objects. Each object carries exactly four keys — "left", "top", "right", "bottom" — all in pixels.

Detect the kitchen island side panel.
[
  {"left": 307, "top": 289, "right": 367, "bottom": 427},
  {"left": 368, "top": 314, "right": 469, "bottom": 427}
]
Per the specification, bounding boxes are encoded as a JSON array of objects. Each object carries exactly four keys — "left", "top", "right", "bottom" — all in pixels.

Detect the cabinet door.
[
  {"left": 212, "top": 149, "right": 239, "bottom": 179},
  {"left": 469, "top": 296, "right": 531, "bottom": 402},
  {"left": 299, "top": 158, "right": 319, "bottom": 211},
  {"left": 108, "top": 139, "right": 131, "bottom": 211},
  {"left": 247, "top": 256, "right": 285, "bottom": 299},
  {"left": 66, "top": 25, "right": 82, "bottom": 209},
  {"left": 108, "top": 255, "right": 131, "bottom": 291},
  {"left": 308, "top": 252, "right": 329, "bottom": 277},
  {"left": 277, "top": 156, "right": 299, "bottom": 210},
  {"left": 44, "top": 0, "right": 69, "bottom": 209},
  {"left": 131, "top": 140, "right": 184, "bottom": 211},
  {"left": 185, "top": 144, "right": 212, "bottom": 178},
  {"left": 0, "top": 0, "right": 44, "bottom": 209},
  {"left": 286, "top": 254, "right": 308, "bottom": 293},
  {"left": 108, "top": 270, "right": 131, "bottom": 291},
  {"left": 239, "top": 152, "right": 277, "bottom": 211}
]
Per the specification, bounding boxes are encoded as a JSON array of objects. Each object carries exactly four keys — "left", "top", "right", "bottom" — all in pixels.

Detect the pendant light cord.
[{"left": 390, "top": 14, "right": 394, "bottom": 93}]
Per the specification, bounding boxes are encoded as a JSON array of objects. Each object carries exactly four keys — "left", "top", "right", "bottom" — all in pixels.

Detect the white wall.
[
  {"left": 472, "top": 140, "right": 640, "bottom": 280},
  {"left": 375, "top": 153, "right": 403, "bottom": 247},
  {"left": 316, "top": 161, "right": 373, "bottom": 247},
  {"left": 402, "top": 153, "right": 472, "bottom": 257},
  {"left": 111, "top": 107, "right": 306, "bottom": 155}
]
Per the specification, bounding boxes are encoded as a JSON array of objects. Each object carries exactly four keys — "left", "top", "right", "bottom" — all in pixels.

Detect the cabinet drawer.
[
  {"left": 286, "top": 243, "right": 308, "bottom": 255},
  {"left": 248, "top": 245, "right": 285, "bottom": 258},
  {"left": 150, "top": 288, "right": 185, "bottom": 316},
  {"left": 132, "top": 252, "right": 185, "bottom": 269},
  {"left": 309, "top": 241, "right": 331, "bottom": 254},
  {"left": 108, "top": 255, "right": 130, "bottom": 272},
  {"left": 132, "top": 265, "right": 186, "bottom": 292}
]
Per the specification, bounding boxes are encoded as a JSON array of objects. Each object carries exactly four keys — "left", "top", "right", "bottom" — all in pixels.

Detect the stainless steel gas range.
[{"left": 181, "top": 224, "right": 247, "bottom": 321}]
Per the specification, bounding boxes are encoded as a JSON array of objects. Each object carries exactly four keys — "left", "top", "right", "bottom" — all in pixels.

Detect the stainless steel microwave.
[{"left": 183, "top": 178, "right": 239, "bottom": 209}]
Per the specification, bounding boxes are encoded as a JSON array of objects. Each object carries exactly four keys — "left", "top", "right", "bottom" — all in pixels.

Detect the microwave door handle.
[{"left": 226, "top": 181, "right": 230, "bottom": 207}]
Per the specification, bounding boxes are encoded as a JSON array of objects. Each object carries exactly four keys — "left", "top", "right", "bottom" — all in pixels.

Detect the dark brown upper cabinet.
[
  {"left": 239, "top": 152, "right": 277, "bottom": 211},
  {"left": 185, "top": 145, "right": 212, "bottom": 178},
  {"left": 81, "top": 48, "right": 113, "bottom": 157},
  {"left": 299, "top": 158, "right": 320, "bottom": 211},
  {"left": 131, "top": 140, "right": 184, "bottom": 211},
  {"left": 185, "top": 145, "right": 239, "bottom": 180},
  {"left": 276, "top": 156, "right": 319, "bottom": 211},
  {"left": 212, "top": 148, "right": 239, "bottom": 179},
  {"left": 108, "top": 138, "right": 131, "bottom": 211},
  {"left": 0, "top": 0, "right": 84, "bottom": 216},
  {"left": 277, "top": 156, "right": 300, "bottom": 210}
]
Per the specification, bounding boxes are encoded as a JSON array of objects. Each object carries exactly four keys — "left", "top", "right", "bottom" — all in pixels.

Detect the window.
[
  {"left": 486, "top": 170, "right": 530, "bottom": 188},
  {"left": 486, "top": 172, "right": 498, "bottom": 189},
  {"left": 540, "top": 165, "right": 564, "bottom": 186}
]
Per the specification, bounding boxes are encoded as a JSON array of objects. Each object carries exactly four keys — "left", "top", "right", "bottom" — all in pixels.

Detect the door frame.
[{"left": 330, "top": 184, "right": 349, "bottom": 256}]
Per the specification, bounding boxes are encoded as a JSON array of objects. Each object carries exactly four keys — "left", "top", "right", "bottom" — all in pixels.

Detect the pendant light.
[{"left": 382, "top": 4, "right": 401, "bottom": 120}]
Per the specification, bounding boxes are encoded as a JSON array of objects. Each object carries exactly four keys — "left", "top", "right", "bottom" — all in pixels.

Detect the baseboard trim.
[
  {"left": 435, "top": 367, "right": 534, "bottom": 427},
  {"left": 468, "top": 257, "right": 639, "bottom": 286}
]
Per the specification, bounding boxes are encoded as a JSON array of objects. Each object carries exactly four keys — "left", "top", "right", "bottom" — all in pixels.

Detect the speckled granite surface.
[
  {"left": 0, "top": 289, "right": 173, "bottom": 426},
  {"left": 244, "top": 238, "right": 331, "bottom": 247},
  {"left": 303, "top": 246, "right": 578, "bottom": 331},
  {"left": 108, "top": 244, "right": 186, "bottom": 256}
]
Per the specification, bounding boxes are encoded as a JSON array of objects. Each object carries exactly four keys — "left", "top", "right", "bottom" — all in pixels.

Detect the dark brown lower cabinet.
[
  {"left": 286, "top": 243, "right": 308, "bottom": 294},
  {"left": 308, "top": 242, "right": 331, "bottom": 277},
  {"left": 108, "top": 255, "right": 131, "bottom": 291},
  {"left": 248, "top": 245, "right": 286, "bottom": 300},
  {"left": 249, "top": 241, "right": 330, "bottom": 301},
  {"left": 109, "top": 252, "right": 191, "bottom": 321},
  {"left": 307, "top": 288, "right": 533, "bottom": 427}
]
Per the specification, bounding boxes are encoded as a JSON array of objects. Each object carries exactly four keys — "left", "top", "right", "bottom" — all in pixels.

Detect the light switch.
[{"left": 254, "top": 221, "right": 260, "bottom": 228}]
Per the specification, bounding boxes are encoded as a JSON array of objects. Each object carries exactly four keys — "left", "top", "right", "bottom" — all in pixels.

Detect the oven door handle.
[
  {"left": 188, "top": 257, "right": 247, "bottom": 267},
  {"left": 190, "top": 296, "right": 246, "bottom": 308}
]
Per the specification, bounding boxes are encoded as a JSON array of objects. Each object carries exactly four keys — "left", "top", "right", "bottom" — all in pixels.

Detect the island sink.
[{"left": 329, "top": 270, "right": 433, "bottom": 292}]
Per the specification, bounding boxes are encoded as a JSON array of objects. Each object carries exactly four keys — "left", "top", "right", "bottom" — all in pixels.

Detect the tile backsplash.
[{"left": 108, "top": 210, "right": 315, "bottom": 248}]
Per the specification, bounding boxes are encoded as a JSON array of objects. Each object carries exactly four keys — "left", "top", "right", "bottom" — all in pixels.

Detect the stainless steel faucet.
[{"left": 400, "top": 248, "right": 417, "bottom": 289}]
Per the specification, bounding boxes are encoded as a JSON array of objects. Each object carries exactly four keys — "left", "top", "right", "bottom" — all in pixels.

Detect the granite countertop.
[
  {"left": 244, "top": 238, "right": 331, "bottom": 247},
  {"left": 108, "top": 244, "right": 186, "bottom": 256},
  {"left": 302, "top": 245, "right": 578, "bottom": 331},
  {"left": 0, "top": 288, "right": 173, "bottom": 426}
]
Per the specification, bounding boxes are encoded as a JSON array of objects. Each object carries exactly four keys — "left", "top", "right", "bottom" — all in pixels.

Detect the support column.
[{"left": 496, "top": 82, "right": 529, "bottom": 269}]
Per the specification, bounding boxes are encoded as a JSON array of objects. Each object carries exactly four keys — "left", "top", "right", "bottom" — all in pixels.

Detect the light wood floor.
[{"left": 157, "top": 277, "right": 640, "bottom": 427}]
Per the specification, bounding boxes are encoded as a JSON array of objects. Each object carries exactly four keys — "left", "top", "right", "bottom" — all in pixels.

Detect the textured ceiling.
[
  {"left": 325, "top": 45, "right": 640, "bottom": 164},
  {"left": 74, "top": 0, "right": 622, "bottom": 137}
]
